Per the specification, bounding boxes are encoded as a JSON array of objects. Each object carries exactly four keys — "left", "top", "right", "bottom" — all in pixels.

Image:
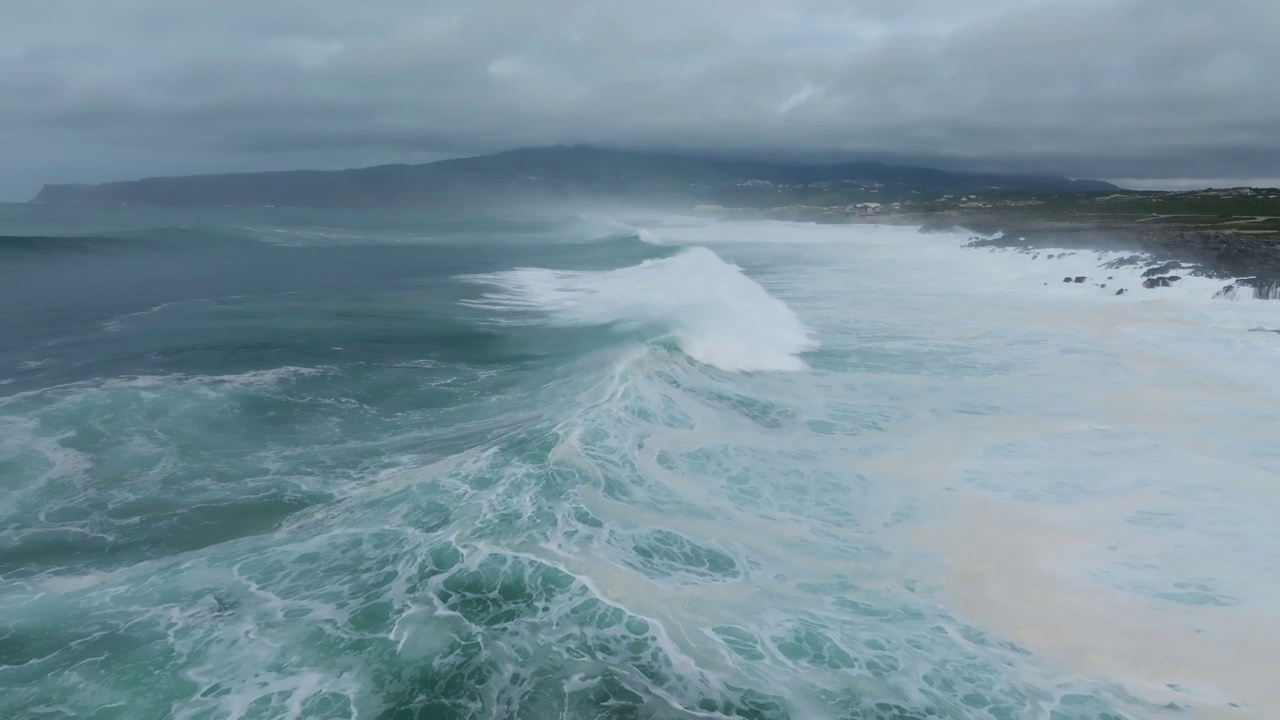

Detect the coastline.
[
  {"left": 715, "top": 207, "right": 1280, "bottom": 297},
  {"left": 921, "top": 213, "right": 1280, "bottom": 280}
]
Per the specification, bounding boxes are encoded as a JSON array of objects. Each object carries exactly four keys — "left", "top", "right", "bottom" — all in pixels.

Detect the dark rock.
[
  {"left": 1074, "top": 276, "right": 1087, "bottom": 283},
  {"left": 1143, "top": 261, "right": 1185, "bottom": 277},
  {"left": 1115, "top": 289, "right": 1127, "bottom": 295},
  {"left": 1215, "top": 277, "right": 1280, "bottom": 300},
  {"left": 1063, "top": 277, "right": 1072, "bottom": 283},
  {"left": 1103, "top": 255, "right": 1147, "bottom": 270},
  {"left": 1143, "top": 277, "right": 1173, "bottom": 289}
]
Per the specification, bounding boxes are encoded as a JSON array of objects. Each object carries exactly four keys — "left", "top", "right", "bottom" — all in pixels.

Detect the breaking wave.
[{"left": 463, "top": 246, "right": 818, "bottom": 372}]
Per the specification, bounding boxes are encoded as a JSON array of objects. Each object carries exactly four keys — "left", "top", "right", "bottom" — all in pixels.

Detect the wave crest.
[{"left": 465, "top": 247, "right": 817, "bottom": 372}]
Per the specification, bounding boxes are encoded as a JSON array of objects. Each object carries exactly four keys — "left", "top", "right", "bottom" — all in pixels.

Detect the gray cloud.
[{"left": 2, "top": 0, "right": 1278, "bottom": 199}]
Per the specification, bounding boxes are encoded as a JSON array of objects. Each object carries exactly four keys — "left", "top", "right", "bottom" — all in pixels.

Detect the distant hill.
[{"left": 31, "top": 146, "right": 1117, "bottom": 209}]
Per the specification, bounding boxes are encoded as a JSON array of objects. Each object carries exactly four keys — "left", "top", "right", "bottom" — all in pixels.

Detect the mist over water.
[{"left": 1, "top": 204, "right": 1276, "bottom": 719}]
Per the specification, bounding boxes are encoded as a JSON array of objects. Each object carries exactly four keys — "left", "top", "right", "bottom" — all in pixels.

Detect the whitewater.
[{"left": 0, "top": 204, "right": 1277, "bottom": 719}]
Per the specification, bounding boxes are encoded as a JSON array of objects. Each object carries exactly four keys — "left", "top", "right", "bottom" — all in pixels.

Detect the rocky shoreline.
[
  {"left": 909, "top": 214, "right": 1280, "bottom": 299},
  {"left": 924, "top": 215, "right": 1278, "bottom": 273},
  {"left": 715, "top": 206, "right": 1280, "bottom": 298}
]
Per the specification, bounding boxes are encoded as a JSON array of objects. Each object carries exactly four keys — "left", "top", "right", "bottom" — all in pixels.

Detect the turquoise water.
[{"left": 2, "top": 204, "right": 1277, "bottom": 719}]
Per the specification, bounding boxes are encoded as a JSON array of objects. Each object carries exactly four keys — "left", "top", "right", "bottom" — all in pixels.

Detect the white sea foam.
[
  {"left": 749, "top": 222, "right": 1280, "bottom": 715},
  {"left": 465, "top": 246, "right": 818, "bottom": 371},
  {"left": 532, "top": 217, "right": 1280, "bottom": 716},
  {"left": 0, "top": 365, "right": 326, "bottom": 407}
]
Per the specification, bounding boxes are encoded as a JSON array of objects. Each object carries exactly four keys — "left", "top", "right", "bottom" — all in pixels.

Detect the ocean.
[{"left": 1, "top": 203, "right": 1277, "bottom": 719}]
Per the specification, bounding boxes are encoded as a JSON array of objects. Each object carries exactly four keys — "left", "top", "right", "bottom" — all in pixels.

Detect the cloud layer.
[{"left": 3, "top": 0, "right": 1278, "bottom": 198}]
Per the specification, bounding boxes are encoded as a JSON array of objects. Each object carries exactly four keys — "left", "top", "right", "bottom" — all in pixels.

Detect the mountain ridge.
[{"left": 31, "top": 145, "right": 1118, "bottom": 208}]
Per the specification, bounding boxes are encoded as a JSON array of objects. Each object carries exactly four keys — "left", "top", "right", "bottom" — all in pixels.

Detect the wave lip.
[{"left": 464, "top": 247, "right": 818, "bottom": 372}]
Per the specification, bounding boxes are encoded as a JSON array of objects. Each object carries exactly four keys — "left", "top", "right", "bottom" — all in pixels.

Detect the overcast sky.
[{"left": 2, "top": 0, "right": 1278, "bottom": 200}]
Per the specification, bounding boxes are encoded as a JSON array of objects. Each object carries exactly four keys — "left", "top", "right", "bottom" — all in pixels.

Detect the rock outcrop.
[
  {"left": 1142, "top": 276, "right": 1181, "bottom": 289},
  {"left": 1215, "top": 278, "right": 1280, "bottom": 300}
]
